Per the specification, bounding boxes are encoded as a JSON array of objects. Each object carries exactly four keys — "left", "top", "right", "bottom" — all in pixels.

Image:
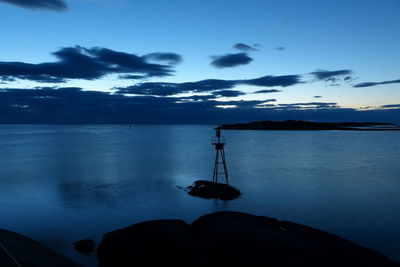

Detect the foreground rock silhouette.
[
  {"left": 97, "top": 211, "right": 399, "bottom": 267},
  {"left": 0, "top": 229, "right": 81, "bottom": 266},
  {"left": 73, "top": 238, "right": 96, "bottom": 254}
]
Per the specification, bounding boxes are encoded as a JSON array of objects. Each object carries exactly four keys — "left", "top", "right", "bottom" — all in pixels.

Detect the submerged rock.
[
  {"left": 97, "top": 211, "right": 399, "bottom": 267},
  {"left": 187, "top": 180, "right": 241, "bottom": 200},
  {"left": 73, "top": 239, "right": 96, "bottom": 254}
]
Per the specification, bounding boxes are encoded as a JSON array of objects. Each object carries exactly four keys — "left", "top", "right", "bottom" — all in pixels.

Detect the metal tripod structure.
[{"left": 212, "top": 128, "right": 229, "bottom": 184}]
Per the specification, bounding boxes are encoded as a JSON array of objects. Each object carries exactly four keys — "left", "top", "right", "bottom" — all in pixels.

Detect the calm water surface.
[{"left": 0, "top": 125, "right": 399, "bottom": 265}]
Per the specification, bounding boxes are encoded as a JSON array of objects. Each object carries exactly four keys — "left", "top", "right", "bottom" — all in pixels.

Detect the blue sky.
[{"left": 0, "top": 0, "right": 399, "bottom": 123}]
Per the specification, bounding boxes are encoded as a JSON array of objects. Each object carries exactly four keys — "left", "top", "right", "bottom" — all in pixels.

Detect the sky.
[{"left": 0, "top": 0, "right": 399, "bottom": 123}]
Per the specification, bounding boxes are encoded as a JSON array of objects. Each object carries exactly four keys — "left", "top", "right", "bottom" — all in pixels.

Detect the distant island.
[{"left": 219, "top": 120, "right": 400, "bottom": 131}]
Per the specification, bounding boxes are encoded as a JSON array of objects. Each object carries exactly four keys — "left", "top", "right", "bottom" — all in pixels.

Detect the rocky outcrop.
[
  {"left": 97, "top": 219, "right": 189, "bottom": 267},
  {"left": 0, "top": 229, "right": 81, "bottom": 267},
  {"left": 187, "top": 180, "right": 241, "bottom": 200},
  {"left": 97, "top": 211, "right": 399, "bottom": 267}
]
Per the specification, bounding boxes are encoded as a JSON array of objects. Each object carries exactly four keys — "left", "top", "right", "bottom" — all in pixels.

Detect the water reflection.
[
  {"left": 0, "top": 125, "right": 400, "bottom": 265},
  {"left": 58, "top": 182, "right": 130, "bottom": 208}
]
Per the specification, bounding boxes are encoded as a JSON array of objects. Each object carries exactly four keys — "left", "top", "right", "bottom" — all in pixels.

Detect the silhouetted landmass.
[
  {"left": 97, "top": 211, "right": 399, "bottom": 267},
  {"left": 0, "top": 229, "right": 81, "bottom": 266},
  {"left": 187, "top": 180, "right": 241, "bottom": 200},
  {"left": 219, "top": 120, "right": 400, "bottom": 131}
]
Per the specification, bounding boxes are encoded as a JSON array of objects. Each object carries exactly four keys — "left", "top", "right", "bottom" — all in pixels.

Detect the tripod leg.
[
  {"left": 213, "top": 150, "right": 219, "bottom": 183},
  {"left": 221, "top": 148, "right": 228, "bottom": 184}
]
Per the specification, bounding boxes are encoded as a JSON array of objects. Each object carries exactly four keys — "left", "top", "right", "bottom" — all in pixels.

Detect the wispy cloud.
[
  {"left": 212, "top": 90, "right": 246, "bottom": 97},
  {"left": 311, "top": 69, "right": 352, "bottom": 80},
  {"left": 276, "top": 102, "right": 338, "bottom": 109},
  {"left": 143, "top": 52, "right": 183, "bottom": 65},
  {"left": 253, "top": 89, "right": 282, "bottom": 94},
  {"left": 233, "top": 43, "right": 258, "bottom": 52},
  {"left": 0, "top": 0, "right": 68, "bottom": 11},
  {"left": 353, "top": 79, "right": 400, "bottom": 88},
  {"left": 380, "top": 104, "right": 400, "bottom": 109}
]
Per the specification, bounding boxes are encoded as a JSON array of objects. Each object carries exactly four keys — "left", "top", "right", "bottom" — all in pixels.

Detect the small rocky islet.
[{"left": 186, "top": 180, "right": 241, "bottom": 200}]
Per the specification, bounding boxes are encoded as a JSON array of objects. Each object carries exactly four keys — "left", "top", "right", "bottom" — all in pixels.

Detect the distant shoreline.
[{"left": 219, "top": 120, "right": 400, "bottom": 131}]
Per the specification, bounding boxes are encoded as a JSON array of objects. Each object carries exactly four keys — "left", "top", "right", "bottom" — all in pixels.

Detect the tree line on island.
[{"left": 219, "top": 120, "right": 400, "bottom": 131}]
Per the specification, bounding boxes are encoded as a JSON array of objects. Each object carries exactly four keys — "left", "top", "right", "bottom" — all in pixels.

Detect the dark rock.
[
  {"left": 187, "top": 212, "right": 399, "bottom": 266},
  {"left": 97, "top": 219, "right": 189, "bottom": 267},
  {"left": 0, "top": 229, "right": 81, "bottom": 266},
  {"left": 188, "top": 180, "right": 241, "bottom": 200},
  {"left": 73, "top": 239, "right": 95, "bottom": 254},
  {"left": 97, "top": 211, "right": 399, "bottom": 267}
]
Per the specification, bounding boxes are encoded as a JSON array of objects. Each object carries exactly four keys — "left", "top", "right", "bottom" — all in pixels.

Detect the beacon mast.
[{"left": 211, "top": 128, "right": 228, "bottom": 184}]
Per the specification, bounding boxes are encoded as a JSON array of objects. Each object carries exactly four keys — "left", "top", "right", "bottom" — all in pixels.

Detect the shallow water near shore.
[{"left": 0, "top": 124, "right": 399, "bottom": 266}]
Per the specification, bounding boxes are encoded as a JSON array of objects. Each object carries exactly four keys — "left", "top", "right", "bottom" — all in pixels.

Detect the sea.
[{"left": 0, "top": 124, "right": 399, "bottom": 266}]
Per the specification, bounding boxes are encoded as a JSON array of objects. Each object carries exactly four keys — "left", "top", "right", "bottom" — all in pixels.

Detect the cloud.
[
  {"left": 143, "top": 53, "right": 183, "bottom": 65},
  {"left": 178, "top": 94, "right": 216, "bottom": 102},
  {"left": 277, "top": 102, "right": 339, "bottom": 109},
  {"left": 311, "top": 69, "right": 352, "bottom": 80},
  {"left": 353, "top": 79, "right": 400, "bottom": 88},
  {"left": 276, "top": 47, "right": 286, "bottom": 51},
  {"left": 0, "top": 76, "right": 17, "bottom": 84},
  {"left": 116, "top": 79, "right": 238, "bottom": 96},
  {"left": 118, "top": 74, "right": 148, "bottom": 80},
  {"left": 243, "top": 75, "right": 301, "bottom": 87},
  {"left": 325, "top": 78, "right": 338, "bottom": 83},
  {"left": 218, "top": 99, "right": 276, "bottom": 107},
  {"left": 253, "top": 89, "right": 282, "bottom": 94},
  {"left": 233, "top": 43, "right": 258, "bottom": 52},
  {"left": 116, "top": 74, "right": 302, "bottom": 96},
  {"left": 344, "top": 76, "right": 356, "bottom": 82},
  {"left": 210, "top": 53, "right": 253, "bottom": 68},
  {"left": 0, "top": 0, "right": 68, "bottom": 11},
  {"left": 0, "top": 46, "right": 175, "bottom": 82},
  {"left": 212, "top": 90, "right": 246, "bottom": 97},
  {"left": 313, "top": 96, "right": 322, "bottom": 98},
  {"left": 117, "top": 82, "right": 188, "bottom": 96},
  {"left": 380, "top": 104, "right": 400, "bottom": 109}
]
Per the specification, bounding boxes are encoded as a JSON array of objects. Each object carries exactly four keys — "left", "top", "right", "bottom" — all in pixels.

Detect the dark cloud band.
[
  {"left": 116, "top": 74, "right": 302, "bottom": 96},
  {"left": 2, "top": 87, "right": 399, "bottom": 124}
]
